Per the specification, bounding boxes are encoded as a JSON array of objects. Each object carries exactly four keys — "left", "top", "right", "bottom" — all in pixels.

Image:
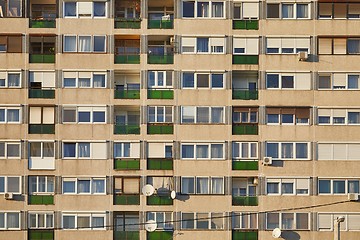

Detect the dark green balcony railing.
[
  {"left": 29, "top": 54, "right": 55, "bottom": 63},
  {"left": 232, "top": 161, "right": 258, "bottom": 170},
  {"left": 114, "top": 231, "right": 140, "bottom": 240},
  {"left": 147, "top": 158, "right": 173, "bottom": 170},
  {"left": 147, "top": 89, "right": 174, "bottom": 99},
  {"left": 114, "top": 89, "right": 140, "bottom": 99},
  {"left": 29, "top": 89, "right": 55, "bottom": 99},
  {"left": 29, "top": 124, "right": 55, "bottom": 134},
  {"left": 148, "top": 19, "right": 173, "bottom": 29},
  {"left": 232, "top": 89, "right": 258, "bottom": 100},
  {"left": 232, "top": 196, "right": 258, "bottom": 206},
  {"left": 148, "top": 54, "right": 173, "bottom": 64},
  {"left": 233, "top": 20, "right": 258, "bottom": 30},
  {"left": 29, "top": 195, "right": 54, "bottom": 205},
  {"left": 147, "top": 231, "right": 173, "bottom": 240},
  {"left": 115, "top": 54, "right": 140, "bottom": 64},
  {"left": 28, "top": 229, "right": 54, "bottom": 240},
  {"left": 232, "top": 55, "right": 258, "bottom": 65},
  {"left": 232, "top": 230, "right": 258, "bottom": 240},
  {"left": 147, "top": 124, "right": 173, "bottom": 134},
  {"left": 114, "top": 158, "right": 140, "bottom": 170},
  {"left": 232, "top": 124, "right": 258, "bottom": 135},
  {"left": 147, "top": 195, "right": 173, "bottom": 205},
  {"left": 114, "top": 125, "right": 140, "bottom": 134},
  {"left": 30, "top": 19, "right": 56, "bottom": 28},
  {"left": 115, "top": 19, "right": 141, "bottom": 29},
  {"left": 114, "top": 194, "right": 140, "bottom": 205}
]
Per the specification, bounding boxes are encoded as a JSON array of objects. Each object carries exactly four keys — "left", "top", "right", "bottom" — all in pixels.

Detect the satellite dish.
[
  {"left": 170, "top": 190, "right": 176, "bottom": 199},
  {"left": 142, "top": 184, "right": 155, "bottom": 196},
  {"left": 145, "top": 220, "right": 157, "bottom": 232},
  {"left": 272, "top": 228, "right": 281, "bottom": 238},
  {"left": 157, "top": 187, "right": 170, "bottom": 196}
]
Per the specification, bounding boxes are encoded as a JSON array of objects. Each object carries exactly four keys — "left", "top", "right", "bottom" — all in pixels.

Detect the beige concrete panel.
[
  {"left": 316, "top": 161, "right": 360, "bottom": 177},
  {"left": 260, "top": 161, "right": 314, "bottom": 176},
  {"left": 59, "top": 160, "right": 109, "bottom": 175},
  {"left": 177, "top": 90, "right": 230, "bottom": 106},
  {"left": 113, "top": 63, "right": 142, "bottom": 71},
  {"left": 315, "top": 91, "right": 360, "bottom": 107},
  {"left": 57, "top": 195, "right": 111, "bottom": 210},
  {"left": 175, "top": 55, "right": 231, "bottom": 70},
  {"left": 59, "top": 89, "right": 112, "bottom": 104},
  {"left": 0, "top": 54, "right": 27, "bottom": 69},
  {"left": 113, "top": 99, "right": 141, "bottom": 106},
  {"left": 175, "top": 160, "right": 229, "bottom": 176},
  {"left": 260, "top": 55, "right": 313, "bottom": 71},
  {"left": 260, "top": 90, "right": 314, "bottom": 106},
  {"left": 260, "top": 196, "right": 314, "bottom": 210},
  {"left": 0, "top": 198, "right": 25, "bottom": 210},
  {"left": 28, "top": 97, "right": 56, "bottom": 105},
  {"left": 112, "top": 134, "right": 144, "bottom": 141},
  {"left": 57, "top": 54, "right": 112, "bottom": 69},
  {"left": 0, "top": 232, "right": 25, "bottom": 240},
  {"left": 28, "top": 62, "right": 56, "bottom": 70},
  {"left": 58, "top": 19, "right": 113, "bottom": 34},
  {"left": 230, "top": 169, "right": 260, "bottom": 177},
  {"left": 56, "top": 230, "right": 112, "bottom": 240},
  {"left": 0, "top": 160, "right": 24, "bottom": 175},
  {"left": 0, "top": 19, "right": 27, "bottom": 33},
  {"left": 113, "top": 28, "right": 142, "bottom": 36},
  {"left": 232, "top": 64, "right": 259, "bottom": 71},
  {"left": 315, "top": 126, "right": 360, "bottom": 141},
  {"left": 58, "top": 125, "right": 110, "bottom": 139},
  {"left": 311, "top": 196, "right": 354, "bottom": 212},
  {"left": 0, "top": 125, "right": 26, "bottom": 139},
  {"left": 111, "top": 204, "right": 141, "bottom": 212},
  {"left": 231, "top": 135, "right": 259, "bottom": 142},
  {"left": 145, "top": 99, "right": 175, "bottom": 106},
  {"left": 259, "top": 126, "right": 313, "bottom": 141},
  {"left": 176, "top": 125, "right": 231, "bottom": 140},
  {"left": 259, "top": 231, "right": 313, "bottom": 240},
  {"left": 317, "top": 56, "right": 360, "bottom": 71},
  {"left": 261, "top": 20, "right": 314, "bottom": 35},
  {"left": 176, "top": 19, "right": 231, "bottom": 35},
  {"left": 28, "top": 26, "right": 57, "bottom": 35},
  {"left": 316, "top": 20, "right": 360, "bottom": 36},
  {"left": 176, "top": 196, "right": 232, "bottom": 211},
  {"left": 26, "top": 203, "right": 57, "bottom": 212},
  {"left": 0, "top": 89, "right": 26, "bottom": 104},
  {"left": 176, "top": 231, "right": 230, "bottom": 240},
  {"left": 26, "top": 133, "right": 57, "bottom": 140}
]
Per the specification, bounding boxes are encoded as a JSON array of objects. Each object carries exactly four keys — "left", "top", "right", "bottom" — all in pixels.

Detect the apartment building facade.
[{"left": 0, "top": 0, "right": 360, "bottom": 239}]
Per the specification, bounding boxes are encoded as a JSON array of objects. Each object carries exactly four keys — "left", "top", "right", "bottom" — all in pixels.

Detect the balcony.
[
  {"left": 233, "top": 20, "right": 258, "bottom": 30},
  {"left": 115, "top": 54, "right": 140, "bottom": 64},
  {"left": 29, "top": 124, "right": 55, "bottom": 134},
  {"left": 29, "top": 54, "right": 55, "bottom": 63},
  {"left": 147, "top": 195, "right": 173, "bottom": 205},
  {"left": 148, "top": 19, "right": 173, "bottom": 29},
  {"left": 114, "top": 158, "right": 140, "bottom": 170},
  {"left": 114, "top": 231, "right": 140, "bottom": 240},
  {"left": 28, "top": 230, "right": 54, "bottom": 240},
  {"left": 232, "top": 89, "right": 258, "bottom": 100},
  {"left": 232, "top": 196, "right": 258, "bottom": 206},
  {"left": 114, "top": 89, "right": 140, "bottom": 99},
  {"left": 232, "top": 124, "right": 258, "bottom": 135},
  {"left": 114, "top": 194, "right": 140, "bottom": 205},
  {"left": 29, "top": 89, "right": 55, "bottom": 99},
  {"left": 232, "top": 161, "right": 258, "bottom": 170},
  {"left": 147, "top": 158, "right": 173, "bottom": 170},
  {"left": 114, "top": 124, "right": 140, "bottom": 134},
  {"left": 232, "top": 55, "right": 258, "bottom": 65},
  {"left": 232, "top": 230, "right": 258, "bottom": 240},
  {"left": 148, "top": 54, "right": 173, "bottom": 64},
  {"left": 30, "top": 19, "right": 56, "bottom": 28},
  {"left": 147, "top": 89, "right": 173, "bottom": 99},
  {"left": 147, "top": 231, "right": 173, "bottom": 240},
  {"left": 28, "top": 195, "right": 54, "bottom": 205},
  {"left": 115, "top": 19, "right": 141, "bottom": 29},
  {"left": 147, "top": 123, "right": 173, "bottom": 134}
]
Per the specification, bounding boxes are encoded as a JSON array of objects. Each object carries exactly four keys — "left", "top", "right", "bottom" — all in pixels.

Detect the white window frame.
[
  {"left": 63, "top": 35, "right": 106, "bottom": 53},
  {"left": 62, "top": 141, "right": 107, "bottom": 159},
  {"left": 266, "top": 37, "right": 310, "bottom": 54},
  {"left": 0, "top": 176, "right": 21, "bottom": 194},
  {"left": 232, "top": 212, "right": 258, "bottom": 229},
  {"left": 0, "top": 71, "right": 21, "bottom": 88},
  {"left": 266, "top": 178, "right": 310, "bottom": 196},
  {"left": 147, "top": 71, "right": 173, "bottom": 89},
  {"left": 181, "top": 72, "right": 225, "bottom": 89},
  {"left": 318, "top": 178, "right": 360, "bottom": 195},
  {"left": 265, "top": 142, "right": 310, "bottom": 160},
  {"left": 233, "top": 38, "right": 259, "bottom": 55},
  {"left": 62, "top": 106, "right": 107, "bottom": 124},
  {"left": 29, "top": 176, "right": 55, "bottom": 194},
  {"left": 61, "top": 213, "right": 106, "bottom": 230},
  {"left": 63, "top": 71, "right": 107, "bottom": 88},
  {"left": 0, "top": 141, "right": 21, "bottom": 159},
  {"left": 180, "top": 176, "right": 224, "bottom": 195},
  {"left": 182, "top": 0, "right": 226, "bottom": 19},
  {"left": 180, "top": 106, "right": 225, "bottom": 124},
  {"left": 318, "top": 213, "right": 360, "bottom": 231},
  {"left": 181, "top": 212, "right": 224, "bottom": 229},
  {"left": 147, "top": 106, "right": 173, "bottom": 123},
  {"left": 63, "top": 2, "right": 108, "bottom": 18},
  {"left": 180, "top": 142, "right": 225, "bottom": 160},
  {"left": 267, "top": 3, "right": 311, "bottom": 19},
  {"left": 233, "top": 2, "right": 259, "bottom": 20},
  {"left": 28, "top": 212, "right": 54, "bottom": 229},
  {"left": 0, "top": 212, "right": 21, "bottom": 230},
  {"left": 232, "top": 142, "right": 258, "bottom": 160},
  {"left": 0, "top": 107, "right": 21, "bottom": 124},
  {"left": 62, "top": 177, "right": 106, "bottom": 195},
  {"left": 317, "top": 109, "right": 360, "bottom": 125},
  {"left": 146, "top": 212, "right": 174, "bottom": 230},
  {"left": 266, "top": 212, "right": 310, "bottom": 230}
]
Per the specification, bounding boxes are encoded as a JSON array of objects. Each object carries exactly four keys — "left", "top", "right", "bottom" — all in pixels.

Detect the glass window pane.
[
  {"left": 348, "top": 181, "right": 360, "bottom": 193},
  {"left": 296, "top": 143, "right": 308, "bottom": 159},
  {"left": 182, "top": 213, "right": 194, "bottom": 229},
  {"left": 181, "top": 177, "right": 194, "bottom": 194},
  {"left": 93, "top": 2, "right": 105, "bottom": 17},
  {"left": 281, "top": 182, "right": 294, "bottom": 194},
  {"left": 7, "top": 213, "right": 19, "bottom": 228},
  {"left": 7, "top": 109, "right": 19, "bottom": 122},
  {"left": 211, "top": 144, "right": 223, "bottom": 158},
  {"left": 282, "top": 4, "right": 294, "bottom": 18},
  {"left": 92, "top": 217, "right": 104, "bottom": 229},
  {"left": 0, "top": 109, "right": 5, "bottom": 122},
  {"left": 319, "top": 180, "right": 331, "bottom": 194},
  {"left": 64, "top": 143, "right": 76, "bottom": 157},
  {"left": 64, "top": 36, "right": 77, "bottom": 52},
  {"left": 281, "top": 143, "right": 293, "bottom": 158},
  {"left": 267, "top": 182, "right": 279, "bottom": 194},
  {"left": 211, "top": 107, "right": 223, "bottom": 123},
  {"left": 7, "top": 143, "right": 19, "bottom": 157},
  {"left": 197, "top": 107, "right": 209, "bottom": 123},
  {"left": 7, "top": 177, "right": 19, "bottom": 193},
  {"left": 92, "top": 179, "right": 105, "bottom": 193},
  {"left": 211, "top": 74, "right": 223, "bottom": 88},
  {"left": 183, "top": 1, "right": 194, "bottom": 17},
  {"left": 197, "top": 2, "right": 209, "bottom": 17},
  {"left": 30, "top": 142, "right": 42, "bottom": 157},
  {"left": 63, "top": 181, "right": 76, "bottom": 193},
  {"left": 94, "top": 36, "right": 106, "bottom": 52},
  {"left": 266, "top": 143, "right": 278, "bottom": 158},
  {"left": 333, "top": 180, "right": 345, "bottom": 194},
  {"left": 267, "top": 74, "right": 279, "bottom": 88},
  {"left": 43, "top": 142, "right": 54, "bottom": 157},
  {"left": 267, "top": 213, "right": 279, "bottom": 229},
  {"left": 8, "top": 74, "right": 20, "bottom": 87},
  {"left": 78, "top": 36, "right": 91, "bottom": 52},
  {"left": 197, "top": 38, "right": 209, "bottom": 52},
  {"left": 78, "top": 180, "right": 91, "bottom": 193},
  {"left": 78, "top": 143, "right": 90, "bottom": 158},
  {"left": 196, "top": 145, "right": 208, "bottom": 158},
  {"left": 182, "top": 145, "right": 194, "bottom": 158},
  {"left": 93, "top": 74, "right": 105, "bottom": 88},
  {"left": 63, "top": 109, "right": 76, "bottom": 122},
  {"left": 78, "top": 111, "right": 91, "bottom": 122},
  {"left": 64, "top": 2, "right": 76, "bottom": 17},
  {"left": 0, "top": 177, "right": 4, "bottom": 192},
  {"left": 197, "top": 74, "right": 209, "bottom": 88},
  {"left": 196, "top": 177, "right": 209, "bottom": 194},
  {"left": 196, "top": 213, "right": 209, "bottom": 229},
  {"left": 282, "top": 213, "right": 294, "bottom": 229},
  {"left": 296, "top": 213, "right": 308, "bottom": 229},
  {"left": 183, "top": 72, "right": 195, "bottom": 88},
  {"left": 93, "top": 111, "right": 105, "bottom": 123}
]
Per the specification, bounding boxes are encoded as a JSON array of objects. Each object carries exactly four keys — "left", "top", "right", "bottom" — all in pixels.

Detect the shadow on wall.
[
  {"left": 176, "top": 193, "right": 190, "bottom": 202},
  {"left": 281, "top": 231, "right": 300, "bottom": 240}
]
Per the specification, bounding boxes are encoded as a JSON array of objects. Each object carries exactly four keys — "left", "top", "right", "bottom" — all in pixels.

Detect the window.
[
  {"left": 0, "top": 212, "right": 20, "bottom": 230},
  {"left": 266, "top": 213, "right": 309, "bottom": 230},
  {"left": 62, "top": 178, "right": 106, "bottom": 194},
  {"left": 114, "top": 212, "right": 139, "bottom": 232},
  {"left": 233, "top": 2, "right": 259, "bottom": 20},
  {"left": 318, "top": 143, "right": 360, "bottom": 160},
  {"left": 147, "top": 176, "right": 174, "bottom": 192},
  {"left": 146, "top": 212, "right": 173, "bottom": 230},
  {"left": 63, "top": 106, "right": 106, "bottom": 123},
  {"left": 63, "top": 72, "right": 106, "bottom": 88},
  {"left": 28, "top": 213, "right": 54, "bottom": 229},
  {"left": 0, "top": 107, "right": 20, "bottom": 123},
  {"left": 266, "top": 142, "right": 309, "bottom": 160},
  {"left": 181, "top": 106, "right": 224, "bottom": 123},
  {"left": 148, "top": 142, "right": 173, "bottom": 159},
  {"left": 232, "top": 178, "right": 257, "bottom": 196},
  {"left": 266, "top": 73, "right": 311, "bottom": 90},
  {"left": 29, "top": 107, "right": 55, "bottom": 125},
  {"left": 232, "top": 107, "right": 258, "bottom": 123},
  {"left": 148, "top": 106, "right": 173, "bottom": 123},
  {"left": 232, "top": 142, "right": 257, "bottom": 159},
  {"left": 148, "top": 71, "right": 172, "bottom": 88},
  {"left": 267, "top": 3, "right": 309, "bottom": 19},
  {"left": 63, "top": 142, "right": 107, "bottom": 159},
  {"left": 0, "top": 35, "right": 22, "bottom": 53},
  {"left": 0, "top": 0, "right": 23, "bottom": 17},
  {"left": 29, "top": 36, "right": 56, "bottom": 55},
  {"left": 182, "top": 72, "right": 225, "bottom": 89},
  {"left": 232, "top": 212, "right": 258, "bottom": 229},
  {"left": 63, "top": 2, "right": 107, "bottom": 18},
  {"left": 266, "top": 178, "right": 310, "bottom": 195},
  {"left": 28, "top": 176, "right": 54, "bottom": 194},
  {"left": 181, "top": 143, "right": 224, "bottom": 160},
  {"left": 29, "top": 142, "right": 55, "bottom": 170},
  {"left": 114, "top": 177, "right": 140, "bottom": 195},
  {"left": 0, "top": 176, "right": 21, "bottom": 194},
  {"left": 319, "top": 73, "right": 360, "bottom": 90},
  {"left": 233, "top": 38, "right": 259, "bottom": 55},
  {"left": 318, "top": 37, "right": 359, "bottom": 55},
  {"left": 318, "top": 213, "right": 360, "bottom": 231},
  {"left": 0, "top": 142, "right": 20, "bottom": 159},
  {"left": 318, "top": 179, "right": 360, "bottom": 195},
  {"left": 62, "top": 213, "right": 106, "bottom": 230},
  {"left": 266, "top": 108, "right": 310, "bottom": 125},
  {"left": 181, "top": 37, "right": 225, "bottom": 54},
  {"left": 63, "top": 35, "right": 106, "bottom": 53},
  {"left": 318, "top": 109, "right": 360, "bottom": 125},
  {"left": 181, "top": 213, "right": 224, "bottom": 229},
  {"left": 29, "top": 71, "right": 55, "bottom": 90},
  {"left": 318, "top": 3, "right": 360, "bottom": 19},
  {"left": 114, "top": 142, "right": 140, "bottom": 158},
  {"left": 182, "top": 1, "right": 224, "bottom": 18},
  {"left": 266, "top": 38, "right": 310, "bottom": 54},
  {"left": 0, "top": 72, "right": 20, "bottom": 88},
  {"left": 181, "top": 177, "right": 224, "bottom": 194}
]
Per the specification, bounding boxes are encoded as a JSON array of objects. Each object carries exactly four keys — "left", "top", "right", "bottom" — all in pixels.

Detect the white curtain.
[
  {"left": 78, "top": 78, "right": 90, "bottom": 87},
  {"left": 91, "top": 217, "right": 104, "bottom": 229},
  {"left": 281, "top": 143, "right": 293, "bottom": 158},
  {"left": 211, "top": 144, "right": 223, "bottom": 158},
  {"left": 93, "top": 2, "right": 105, "bottom": 17},
  {"left": 93, "top": 74, "right": 105, "bottom": 88},
  {"left": 282, "top": 4, "right": 293, "bottom": 18},
  {"left": 7, "top": 213, "right": 19, "bottom": 228},
  {"left": 43, "top": 142, "right": 54, "bottom": 157},
  {"left": 79, "top": 36, "right": 91, "bottom": 52},
  {"left": 196, "top": 145, "right": 208, "bottom": 158},
  {"left": 8, "top": 74, "right": 19, "bottom": 87},
  {"left": 78, "top": 143, "right": 90, "bottom": 157},
  {"left": 7, "top": 109, "right": 19, "bottom": 122},
  {"left": 211, "top": 178, "right": 223, "bottom": 194},
  {"left": 196, "top": 177, "right": 209, "bottom": 194},
  {"left": 92, "top": 179, "right": 105, "bottom": 193},
  {"left": 297, "top": 4, "right": 308, "bottom": 18},
  {"left": 211, "top": 107, "right": 223, "bottom": 123},
  {"left": 77, "top": 180, "right": 90, "bottom": 193},
  {"left": 212, "top": 2, "right": 223, "bottom": 17},
  {"left": 181, "top": 177, "right": 194, "bottom": 193},
  {"left": 197, "top": 2, "right": 209, "bottom": 17},
  {"left": 64, "top": 36, "right": 76, "bottom": 52}
]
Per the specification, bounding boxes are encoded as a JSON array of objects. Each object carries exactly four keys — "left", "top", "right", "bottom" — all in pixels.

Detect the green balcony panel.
[
  {"left": 114, "top": 125, "right": 140, "bottom": 134},
  {"left": 232, "top": 230, "right": 258, "bottom": 240},
  {"left": 114, "top": 195, "right": 140, "bottom": 205},
  {"left": 28, "top": 230, "right": 54, "bottom": 240},
  {"left": 148, "top": 19, "right": 173, "bottom": 29},
  {"left": 29, "top": 54, "right": 55, "bottom": 63},
  {"left": 147, "top": 231, "right": 173, "bottom": 240},
  {"left": 147, "top": 195, "right": 173, "bottom": 205},
  {"left": 114, "top": 159, "right": 140, "bottom": 170},
  {"left": 147, "top": 89, "right": 174, "bottom": 99},
  {"left": 114, "top": 89, "right": 140, "bottom": 99},
  {"left": 148, "top": 55, "right": 173, "bottom": 64},
  {"left": 147, "top": 124, "right": 173, "bottom": 134},
  {"left": 29, "top": 89, "right": 55, "bottom": 99},
  {"left": 232, "top": 125, "right": 258, "bottom": 135},
  {"left": 115, "top": 19, "right": 141, "bottom": 29},
  {"left": 232, "top": 55, "right": 258, "bottom": 65},
  {"left": 232, "top": 89, "right": 258, "bottom": 100},
  {"left": 30, "top": 20, "right": 56, "bottom": 28},
  {"left": 114, "top": 231, "right": 140, "bottom": 240},
  {"left": 147, "top": 158, "right": 173, "bottom": 170},
  {"left": 232, "top": 161, "right": 258, "bottom": 170},
  {"left": 233, "top": 20, "right": 258, "bottom": 30},
  {"left": 232, "top": 196, "right": 258, "bottom": 206},
  {"left": 115, "top": 54, "right": 140, "bottom": 64},
  {"left": 29, "top": 195, "right": 54, "bottom": 205},
  {"left": 29, "top": 124, "right": 55, "bottom": 134}
]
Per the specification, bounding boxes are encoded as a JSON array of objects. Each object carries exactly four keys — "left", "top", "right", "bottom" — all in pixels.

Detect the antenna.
[
  {"left": 170, "top": 190, "right": 176, "bottom": 199},
  {"left": 142, "top": 184, "right": 155, "bottom": 196},
  {"left": 145, "top": 220, "right": 157, "bottom": 232},
  {"left": 272, "top": 228, "right": 281, "bottom": 238}
]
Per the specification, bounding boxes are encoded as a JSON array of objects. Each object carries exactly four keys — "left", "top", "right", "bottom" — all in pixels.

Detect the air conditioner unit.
[
  {"left": 298, "top": 51, "right": 308, "bottom": 61},
  {"left": 161, "top": 15, "right": 170, "bottom": 21},
  {"left": 263, "top": 157, "right": 272, "bottom": 165},
  {"left": 348, "top": 193, "right": 359, "bottom": 201},
  {"left": 170, "top": 37, "right": 175, "bottom": 44},
  {"left": 4, "top": 193, "right": 14, "bottom": 200}
]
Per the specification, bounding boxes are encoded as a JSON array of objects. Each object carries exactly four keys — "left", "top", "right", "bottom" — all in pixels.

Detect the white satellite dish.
[
  {"left": 170, "top": 190, "right": 176, "bottom": 199},
  {"left": 272, "top": 228, "right": 281, "bottom": 238},
  {"left": 142, "top": 184, "right": 155, "bottom": 196},
  {"left": 145, "top": 220, "right": 157, "bottom": 232}
]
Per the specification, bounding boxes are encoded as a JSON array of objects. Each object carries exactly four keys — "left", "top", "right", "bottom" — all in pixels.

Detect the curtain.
[
  {"left": 29, "top": 214, "right": 36, "bottom": 228},
  {"left": 182, "top": 145, "right": 194, "bottom": 158},
  {"left": 348, "top": 40, "right": 360, "bottom": 54},
  {"left": 30, "top": 142, "right": 41, "bottom": 157},
  {"left": 241, "top": 143, "right": 249, "bottom": 158},
  {"left": 282, "top": 4, "right": 293, "bottom": 18},
  {"left": 78, "top": 78, "right": 90, "bottom": 87},
  {"left": 333, "top": 181, "right": 345, "bottom": 193},
  {"left": 38, "top": 176, "right": 46, "bottom": 192},
  {"left": 8, "top": 74, "right": 19, "bottom": 87},
  {"left": 196, "top": 145, "right": 208, "bottom": 158},
  {"left": 7, "top": 109, "right": 19, "bottom": 122},
  {"left": 232, "top": 143, "right": 239, "bottom": 158},
  {"left": 196, "top": 177, "right": 209, "bottom": 194},
  {"left": 77, "top": 216, "right": 90, "bottom": 228},
  {"left": 297, "top": 4, "right": 308, "bottom": 18},
  {"left": 197, "top": 107, "right": 209, "bottom": 123},
  {"left": 211, "top": 144, "right": 223, "bottom": 158},
  {"left": 64, "top": 36, "right": 76, "bottom": 52},
  {"left": 79, "top": 36, "right": 91, "bottom": 52},
  {"left": 64, "top": 2, "right": 76, "bottom": 17},
  {"left": 211, "top": 178, "right": 223, "bottom": 194},
  {"left": 8, "top": 0, "right": 21, "bottom": 17},
  {"left": 197, "top": 2, "right": 209, "bottom": 17},
  {"left": 267, "top": 182, "right": 279, "bottom": 194},
  {"left": 92, "top": 179, "right": 105, "bottom": 193},
  {"left": 157, "top": 107, "right": 164, "bottom": 122},
  {"left": 197, "top": 38, "right": 209, "bottom": 52},
  {"left": 348, "top": 181, "right": 360, "bottom": 193},
  {"left": 348, "top": 75, "right": 359, "bottom": 89},
  {"left": 28, "top": 177, "right": 37, "bottom": 194},
  {"left": 93, "top": 74, "right": 105, "bottom": 88},
  {"left": 78, "top": 143, "right": 90, "bottom": 157},
  {"left": 211, "top": 107, "right": 223, "bottom": 123},
  {"left": 78, "top": 180, "right": 90, "bottom": 193},
  {"left": 212, "top": 2, "right": 223, "bottom": 17},
  {"left": 114, "top": 143, "right": 123, "bottom": 158},
  {"left": 64, "top": 143, "right": 76, "bottom": 157},
  {"left": 47, "top": 177, "right": 54, "bottom": 192},
  {"left": 281, "top": 213, "right": 294, "bottom": 230},
  {"left": 43, "top": 142, "right": 54, "bottom": 157},
  {"left": 63, "top": 216, "right": 75, "bottom": 229},
  {"left": 281, "top": 183, "right": 293, "bottom": 194},
  {"left": 281, "top": 143, "right": 293, "bottom": 158},
  {"left": 148, "top": 107, "right": 155, "bottom": 122},
  {"left": 148, "top": 71, "right": 155, "bottom": 87},
  {"left": 181, "top": 177, "right": 194, "bottom": 193},
  {"left": 46, "top": 214, "right": 53, "bottom": 228},
  {"left": 92, "top": 217, "right": 104, "bottom": 229},
  {"left": 156, "top": 212, "right": 164, "bottom": 229},
  {"left": 93, "top": 2, "right": 105, "bottom": 17},
  {"left": 296, "top": 143, "right": 307, "bottom": 158},
  {"left": 7, "top": 213, "right": 19, "bottom": 228},
  {"left": 157, "top": 72, "right": 164, "bottom": 86}
]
